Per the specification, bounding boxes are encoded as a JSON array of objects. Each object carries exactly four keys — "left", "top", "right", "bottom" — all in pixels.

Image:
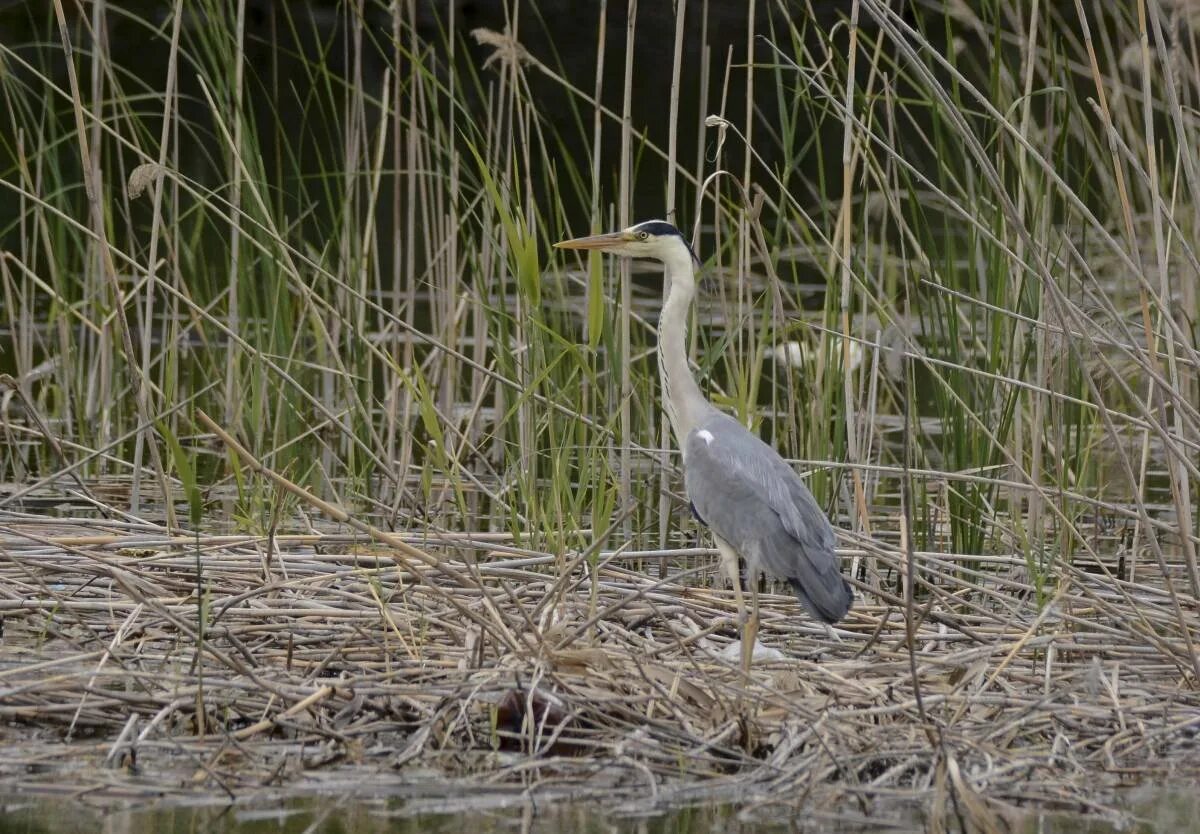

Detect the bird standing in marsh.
[{"left": 555, "top": 220, "right": 853, "bottom": 668}]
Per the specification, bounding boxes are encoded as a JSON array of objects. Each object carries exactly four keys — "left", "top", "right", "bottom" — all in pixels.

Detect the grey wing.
[{"left": 684, "top": 412, "right": 852, "bottom": 624}]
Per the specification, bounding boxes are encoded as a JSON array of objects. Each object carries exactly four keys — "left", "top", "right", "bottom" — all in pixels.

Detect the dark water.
[
  {"left": 2, "top": 786, "right": 1199, "bottom": 834},
  {"left": 5, "top": 799, "right": 786, "bottom": 834}
]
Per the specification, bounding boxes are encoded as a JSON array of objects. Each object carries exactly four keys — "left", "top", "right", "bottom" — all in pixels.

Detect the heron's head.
[{"left": 554, "top": 220, "right": 699, "bottom": 266}]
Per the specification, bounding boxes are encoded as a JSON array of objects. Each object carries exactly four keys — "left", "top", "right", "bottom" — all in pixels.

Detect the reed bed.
[
  {"left": 1, "top": 0, "right": 1200, "bottom": 827},
  {"left": 1, "top": 478, "right": 1197, "bottom": 826}
]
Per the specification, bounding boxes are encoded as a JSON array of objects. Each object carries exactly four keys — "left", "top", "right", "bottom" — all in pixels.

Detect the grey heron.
[{"left": 555, "top": 220, "right": 853, "bottom": 666}]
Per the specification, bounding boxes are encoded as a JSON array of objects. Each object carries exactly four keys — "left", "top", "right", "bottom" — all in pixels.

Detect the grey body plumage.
[
  {"left": 555, "top": 220, "right": 852, "bottom": 657},
  {"left": 684, "top": 411, "right": 852, "bottom": 624}
]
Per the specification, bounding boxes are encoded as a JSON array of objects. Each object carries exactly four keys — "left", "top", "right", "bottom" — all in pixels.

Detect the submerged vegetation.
[{"left": 1, "top": 0, "right": 1198, "bottom": 826}]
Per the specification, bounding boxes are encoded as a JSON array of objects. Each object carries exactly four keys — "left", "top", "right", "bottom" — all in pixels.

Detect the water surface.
[{"left": 3, "top": 785, "right": 1198, "bottom": 834}]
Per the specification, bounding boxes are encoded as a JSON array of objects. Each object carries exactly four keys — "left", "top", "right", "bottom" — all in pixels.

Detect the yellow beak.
[{"left": 553, "top": 231, "right": 631, "bottom": 251}]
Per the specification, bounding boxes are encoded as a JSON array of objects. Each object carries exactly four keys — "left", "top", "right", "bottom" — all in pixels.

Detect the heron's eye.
[{"left": 637, "top": 231, "right": 649, "bottom": 240}]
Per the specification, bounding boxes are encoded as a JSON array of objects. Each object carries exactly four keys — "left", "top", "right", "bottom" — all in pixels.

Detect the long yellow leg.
[
  {"left": 714, "top": 537, "right": 746, "bottom": 636},
  {"left": 716, "top": 537, "right": 758, "bottom": 671},
  {"left": 744, "top": 580, "right": 760, "bottom": 673}
]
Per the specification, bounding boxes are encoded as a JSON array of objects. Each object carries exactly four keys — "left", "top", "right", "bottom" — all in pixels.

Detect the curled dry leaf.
[{"left": 126, "top": 163, "right": 165, "bottom": 200}]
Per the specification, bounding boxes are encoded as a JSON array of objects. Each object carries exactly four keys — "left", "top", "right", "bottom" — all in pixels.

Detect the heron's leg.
[
  {"left": 742, "top": 574, "right": 762, "bottom": 673},
  {"left": 714, "top": 536, "right": 746, "bottom": 631}
]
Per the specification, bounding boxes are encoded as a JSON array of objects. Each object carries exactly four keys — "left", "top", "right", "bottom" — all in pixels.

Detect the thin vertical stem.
[
  {"left": 838, "top": 0, "right": 868, "bottom": 536},
  {"left": 658, "top": 0, "right": 687, "bottom": 570},
  {"left": 618, "top": 0, "right": 637, "bottom": 543},
  {"left": 223, "top": 0, "right": 246, "bottom": 430}
]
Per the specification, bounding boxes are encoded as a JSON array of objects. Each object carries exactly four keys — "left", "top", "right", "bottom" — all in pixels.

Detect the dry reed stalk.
[{"left": 1, "top": 479, "right": 1196, "bottom": 819}]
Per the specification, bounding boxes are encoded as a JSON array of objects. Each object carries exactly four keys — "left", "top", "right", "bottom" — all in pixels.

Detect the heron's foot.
[{"left": 718, "top": 638, "right": 786, "bottom": 664}]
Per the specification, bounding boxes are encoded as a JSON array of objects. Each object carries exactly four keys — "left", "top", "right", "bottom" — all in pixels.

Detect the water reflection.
[{"left": 3, "top": 787, "right": 1198, "bottom": 834}]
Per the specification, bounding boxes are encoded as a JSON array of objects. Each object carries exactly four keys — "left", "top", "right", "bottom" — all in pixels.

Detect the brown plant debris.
[{"left": 0, "top": 508, "right": 1197, "bottom": 821}]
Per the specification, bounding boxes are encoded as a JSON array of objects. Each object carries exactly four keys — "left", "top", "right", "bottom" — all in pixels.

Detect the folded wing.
[{"left": 684, "top": 412, "right": 852, "bottom": 624}]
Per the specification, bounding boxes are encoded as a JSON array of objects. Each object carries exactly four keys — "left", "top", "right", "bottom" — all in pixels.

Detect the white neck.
[{"left": 657, "top": 244, "right": 711, "bottom": 453}]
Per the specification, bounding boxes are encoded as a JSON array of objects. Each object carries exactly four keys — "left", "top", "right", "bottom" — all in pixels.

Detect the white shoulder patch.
[{"left": 696, "top": 429, "right": 715, "bottom": 445}]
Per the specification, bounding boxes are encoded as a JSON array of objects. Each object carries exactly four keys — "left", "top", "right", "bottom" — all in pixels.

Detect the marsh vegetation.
[{"left": 1, "top": 0, "right": 1198, "bottom": 829}]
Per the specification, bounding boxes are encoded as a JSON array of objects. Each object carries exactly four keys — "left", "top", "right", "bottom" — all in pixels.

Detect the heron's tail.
[{"left": 788, "top": 575, "right": 853, "bottom": 624}]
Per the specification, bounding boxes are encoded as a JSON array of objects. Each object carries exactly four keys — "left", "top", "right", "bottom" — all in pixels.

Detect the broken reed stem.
[{"left": 195, "top": 409, "right": 522, "bottom": 653}]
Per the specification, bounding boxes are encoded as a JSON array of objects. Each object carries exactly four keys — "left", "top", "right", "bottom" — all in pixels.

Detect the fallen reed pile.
[{"left": 1, "top": 490, "right": 1197, "bottom": 825}]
